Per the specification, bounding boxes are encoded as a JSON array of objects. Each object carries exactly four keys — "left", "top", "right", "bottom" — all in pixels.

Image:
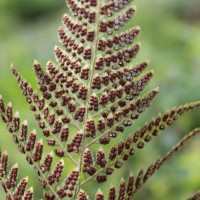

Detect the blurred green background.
[{"left": 0, "top": 0, "right": 200, "bottom": 199}]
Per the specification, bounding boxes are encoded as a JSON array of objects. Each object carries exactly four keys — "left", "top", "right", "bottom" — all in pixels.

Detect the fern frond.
[{"left": 0, "top": 0, "right": 199, "bottom": 199}]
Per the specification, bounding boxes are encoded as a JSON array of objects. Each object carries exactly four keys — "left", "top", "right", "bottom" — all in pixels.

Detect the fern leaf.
[{"left": 0, "top": 0, "right": 199, "bottom": 199}]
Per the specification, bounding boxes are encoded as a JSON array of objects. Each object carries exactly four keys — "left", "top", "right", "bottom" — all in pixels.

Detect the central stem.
[{"left": 74, "top": 0, "right": 102, "bottom": 197}]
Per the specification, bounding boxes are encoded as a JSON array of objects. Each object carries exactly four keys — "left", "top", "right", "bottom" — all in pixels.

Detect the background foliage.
[{"left": 0, "top": 0, "right": 199, "bottom": 199}]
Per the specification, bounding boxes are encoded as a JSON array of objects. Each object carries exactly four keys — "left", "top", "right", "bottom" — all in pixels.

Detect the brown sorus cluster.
[
  {"left": 5, "top": 164, "right": 18, "bottom": 189},
  {"left": 68, "top": 101, "right": 76, "bottom": 113},
  {"left": 59, "top": 26, "right": 93, "bottom": 61},
  {"left": 78, "top": 86, "right": 88, "bottom": 100},
  {"left": 46, "top": 63, "right": 65, "bottom": 90},
  {"left": 0, "top": 152, "right": 8, "bottom": 177},
  {"left": 52, "top": 119, "right": 62, "bottom": 134},
  {"left": 116, "top": 125, "right": 124, "bottom": 132},
  {"left": 99, "top": 137, "right": 110, "bottom": 145},
  {"left": 13, "top": 177, "right": 28, "bottom": 200},
  {"left": 62, "top": 116, "right": 71, "bottom": 124},
  {"left": 26, "top": 131, "right": 36, "bottom": 152},
  {"left": 109, "top": 186, "right": 116, "bottom": 200},
  {"left": 115, "top": 161, "right": 123, "bottom": 169},
  {"left": 34, "top": 62, "right": 51, "bottom": 86},
  {"left": 83, "top": 149, "right": 96, "bottom": 176},
  {"left": 123, "top": 119, "right": 132, "bottom": 127},
  {"left": 19, "top": 120, "right": 28, "bottom": 141},
  {"left": 108, "top": 131, "right": 117, "bottom": 138},
  {"left": 92, "top": 76, "right": 101, "bottom": 89},
  {"left": 100, "top": 0, "right": 134, "bottom": 16},
  {"left": 96, "top": 190, "right": 105, "bottom": 200},
  {"left": 55, "top": 46, "right": 81, "bottom": 73},
  {"left": 34, "top": 63, "right": 53, "bottom": 101},
  {"left": 100, "top": 93, "right": 108, "bottom": 107},
  {"left": 124, "top": 61, "right": 148, "bottom": 80},
  {"left": 99, "top": 8, "right": 135, "bottom": 34},
  {"left": 117, "top": 142, "right": 125, "bottom": 155},
  {"left": 87, "top": 31, "right": 95, "bottom": 42},
  {"left": 102, "top": 74, "right": 110, "bottom": 86},
  {"left": 60, "top": 126, "right": 69, "bottom": 142},
  {"left": 74, "top": 106, "right": 86, "bottom": 122},
  {"left": 86, "top": 120, "right": 96, "bottom": 137},
  {"left": 110, "top": 105, "right": 118, "bottom": 113},
  {"left": 103, "top": 72, "right": 115, "bottom": 86},
  {"left": 96, "top": 175, "right": 107, "bottom": 183},
  {"left": 127, "top": 174, "right": 134, "bottom": 198},
  {"left": 106, "top": 114, "right": 115, "bottom": 127},
  {"left": 40, "top": 153, "right": 53, "bottom": 173},
  {"left": 6, "top": 102, "right": 13, "bottom": 123},
  {"left": 80, "top": 67, "right": 89, "bottom": 80},
  {"left": 97, "top": 118, "right": 106, "bottom": 132},
  {"left": 101, "top": 111, "right": 109, "bottom": 119},
  {"left": 67, "top": 132, "right": 83, "bottom": 153},
  {"left": 143, "top": 163, "right": 156, "bottom": 183},
  {"left": 131, "top": 71, "right": 153, "bottom": 97},
  {"left": 89, "top": 94, "right": 99, "bottom": 111},
  {"left": 58, "top": 27, "right": 84, "bottom": 56},
  {"left": 54, "top": 149, "right": 65, "bottom": 158},
  {"left": 32, "top": 140, "right": 43, "bottom": 162},
  {"left": 96, "top": 149, "right": 107, "bottom": 168},
  {"left": 44, "top": 192, "right": 55, "bottom": 200},
  {"left": 23, "top": 188, "right": 33, "bottom": 200},
  {"left": 11, "top": 112, "right": 20, "bottom": 132},
  {"left": 133, "top": 89, "right": 158, "bottom": 113},
  {"left": 47, "top": 113, "right": 55, "bottom": 125},
  {"left": 65, "top": 1, "right": 96, "bottom": 23},
  {"left": 84, "top": 48, "right": 92, "bottom": 60},
  {"left": 98, "top": 27, "right": 140, "bottom": 53},
  {"left": 47, "top": 61, "right": 59, "bottom": 77},
  {"left": 95, "top": 44, "right": 140, "bottom": 70},
  {"left": 0, "top": 95, "right": 5, "bottom": 113},
  {"left": 78, "top": 190, "right": 88, "bottom": 200},
  {"left": 62, "top": 15, "right": 87, "bottom": 41},
  {"left": 18, "top": 143, "right": 26, "bottom": 154},
  {"left": 118, "top": 180, "right": 126, "bottom": 200},
  {"left": 134, "top": 169, "right": 144, "bottom": 192},
  {"left": 109, "top": 147, "right": 118, "bottom": 161},
  {"left": 106, "top": 168, "right": 114, "bottom": 176},
  {"left": 57, "top": 170, "right": 79, "bottom": 198},
  {"left": 71, "top": 82, "right": 80, "bottom": 93},
  {"left": 47, "top": 160, "right": 64, "bottom": 185},
  {"left": 47, "top": 139, "right": 56, "bottom": 147}
]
